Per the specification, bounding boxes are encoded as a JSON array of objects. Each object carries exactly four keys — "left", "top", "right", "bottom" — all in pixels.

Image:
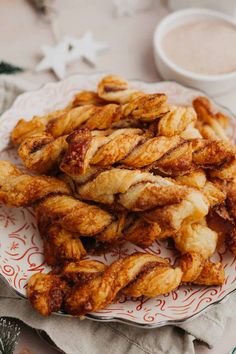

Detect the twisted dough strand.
[
  {"left": 40, "top": 224, "right": 86, "bottom": 266},
  {"left": 193, "top": 96, "right": 229, "bottom": 141},
  {"left": 18, "top": 125, "right": 234, "bottom": 176},
  {"left": 76, "top": 168, "right": 186, "bottom": 206},
  {"left": 18, "top": 132, "right": 68, "bottom": 174},
  {"left": 0, "top": 161, "right": 113, "bottom": 236},
  {"left": 97, "top": 75, "right": 143, "bottom": 104},
  {"left": 17, "top": 101, "right": 199, "bottom": 174},
  {"left": 11, "top": 92, "right": 169, "bottom": 145},
  {"left": 0, "top": 160, "right": 70, "bottom": 207},
  {"left": 28, "top": 252, "right": 183, "bottom": 316},
  {"left": 174, "top": 221, "right": 218, "bottom": 282},
  {"left": 0, "top": 161, "right": 176, "bottom": 246},
  {"left": 27, "top": 251, "right": 224, "bottom": 316},
  {"left": 71, "top": 91, "right": 108, "bottom": 107},
  {"left": 60, "top": 128, "right": 235, "bottom": 178}
]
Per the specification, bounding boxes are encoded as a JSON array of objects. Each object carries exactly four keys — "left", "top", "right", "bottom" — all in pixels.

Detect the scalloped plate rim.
[{"left": 1, "top": 271, "right": 234, "bottom": 329}]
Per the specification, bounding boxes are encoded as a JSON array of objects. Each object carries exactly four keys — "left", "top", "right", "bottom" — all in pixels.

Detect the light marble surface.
[{"left": 0, "top": 1, "right": 235, "bottom": 353}]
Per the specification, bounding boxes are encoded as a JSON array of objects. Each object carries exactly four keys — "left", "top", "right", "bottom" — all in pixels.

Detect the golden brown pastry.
[
  {"left": 60, "top": 129, "right": 235, "bottom": 178},
  {"left": 177, "top": 170, "right": 226, "bottom": 205},
  {"left": 191, "top": 138, "right": 234, "bottom": 168},
  {"left": 18, "top": 132, "right": 68, "bottom": 174},
  {"left": 0, "top": 160, "right": 71, "bottom": 207},
  {"left": 98, "top": 76, "right": 198, "bottom": 133},
  {"left": 11, "top": 92, "right": 169, "bottom": 145},
  {"left": 18, "top": 128, "right": 188, "bottom": 175},
  {"left": 174, "top": 222, "right": 218, "bottom": 260},
  {"left": 174, "top": 221, "right": 224, "bottom": 284},
  {"left": 157, "top": 105, "right": 197, "bottom": 137},
  {"left": 27, "top": 251, "right": 224, "bottom": 317},
  {"left": 27, "top": 273, "right": 67, "bottom": 316},
  {"left": 71, "top": 91, "right": 107, "bottom": 107},
  {"left": 76, "top": 168, "right": 184, "bottom": 206},
  {"left": 5, "top": 75, "right": 234, "bottom": 321},
  {"left": 0, "top": 160, "right": 187, "bottom": 246},
  {"left": 28, "top": 252, "right": 182, "bottom": 316},
  {"left": 193, "top": 96, "right": 229, "bottom": 141},
  {"left": 193, "top": 260, "right": 225, "bottom": 286},
  {"left": 97, "top": 75, "right": 143, "bottom": 104},
  {"left": 0, "top": 160, "right": 113, "bottom": 236},
  {"left": 179, "top": 252, "right": 224, "bottom": 285},
  {"left": 97, "top": 76, "right": 206, "bottom": 137},
  {"left": 11, "top": 107, "right": 70, "bottom": 146},
  {"left": 62, "top": 165, "right": 210, "bottom": 238},
  {"left": 123, "top": 216, "right": 162, "bottom": 246},
  {"left": 38, "top": 222, "right": 86, "bottom": 266},
  {"left": 209, "top": 159, "right": 236, "bottom": 181}
]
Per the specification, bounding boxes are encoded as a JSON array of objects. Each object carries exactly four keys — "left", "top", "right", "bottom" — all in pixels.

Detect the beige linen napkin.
[{"left": 0, "top": 76, "right": 235, "bottom": 354}]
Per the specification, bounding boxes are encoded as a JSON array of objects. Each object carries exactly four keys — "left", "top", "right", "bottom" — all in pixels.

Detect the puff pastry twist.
[
  {"left": 18, "top": 102, "right": 201, "bottom": 173},
  {"left": 175, "top": 221, "right": 219, "bottom": 282},
  {"left": 0, "top": 161, "right": 181, "bottom": 247},
  {"left": 27, "top": 253, "right": 183, "bottom": 316},
  {"left": 60, "top": 128, "right": 235, "bottom": 178},
  {"left": 0, "top": 160, "right": 113, "bottom": 237},
  {"left": 193, "top": 96, "right": 229, "bottom": 141},
  {"left": 97, "top": 75, "right": 144, "bottom": 104},
  {"left": 27, "top": 251, "right": 224, "bottom": 316},
  {"left": 11, "top": 92, "right": 169, "bottom": 145}
]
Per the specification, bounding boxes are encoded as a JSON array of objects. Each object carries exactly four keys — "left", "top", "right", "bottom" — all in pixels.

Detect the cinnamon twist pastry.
[
  {"left": 157, "top": 105, "right": 197, "bottom": 137},
  {"left": 38, "top": 223, "right": 86, "bottom": 266},
  {"left": 97, "top": 76, "right": 202, "bottom": 138},
  {"left": 193, "top": 96, "right": 229, "bottom": 141},
  {"left": 0, "top": 160, "right": 176, "bottom": 246},
  {"left": 27, "top": 251, "right": 224, "bottom": 317},
  {"left": 97, "top": 75, "right": 143, "bottom": 104},
  {"left": 209, "top": 158, "right": 236, "bottom": 181},
  {"left": 174, "top": 220, "right": 224, "bottom": 285},
  {"left": 0, "top": 160, "right": 71, "bottom": 207},
  {"left": 70, "top": 167, "right": 210, "bottom": 238},
  {"left": 27, "top": 252, "right": 183, "bottom": 316},
  {"left": 75, "top": 166, "right": 207, "bottom": 211},
  {"left": 18, "top": 132, "right": 68, "bottom": 174},
  {"left": 18, "top": 122, "right": 199, "bottom": 174},
  {"left": 60, "top": 128, "right": 235, "bottom": 178},
  {"left": 203, "top": 178, "right": 236, "bottom": 256},
  {"left": 0, "top": 160, "right": 112, "bottom": 236},
  {"left": 176, "top": 169, "right": 226, "bottom": 207},
  {"left": 11, "top": 92, "right": 169, "bottom": 145},
  {"left": 11, "top": 89, "right": 109, "bottom": 146},
  {"left": 18, "top": 122, "right": 234, "bottom": 177},
  {"left": 179, "top": 253, "right": 225, "bottom": 286},
  {"left": 71, "top": 91, "right": 108, "bottom": 107},
  {"left": 173, "top": 220, "right": 224, "bottom": 285}
]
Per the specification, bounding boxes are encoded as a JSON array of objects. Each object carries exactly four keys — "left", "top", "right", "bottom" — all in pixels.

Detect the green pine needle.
[
  {"left": 0, "top": 61, "right": 24, "bottom": 75},
  {"left": 0, "top": 318, "right": 21, "bottom": 354}
]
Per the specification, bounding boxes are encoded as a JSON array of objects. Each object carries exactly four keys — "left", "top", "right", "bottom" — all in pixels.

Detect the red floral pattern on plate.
[{"left": 1, "top": 74, "right": 236, "bottom": 326}]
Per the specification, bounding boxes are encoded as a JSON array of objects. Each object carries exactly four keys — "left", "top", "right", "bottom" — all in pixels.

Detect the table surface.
[{"left": 0, "top": 1, "right": 235, "bottom": 353}]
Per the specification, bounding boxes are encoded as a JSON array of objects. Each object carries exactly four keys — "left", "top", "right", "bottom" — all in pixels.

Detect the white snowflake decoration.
[
  {"left": 36, "top": 32, "right": 108, "bottom": 79},
  {"left": 113, "top": 0, "right": 154, "bottom": 16},
  {"left": 65, "top": 31, "right": 108, "bottom": 66},
  {"left": 36, "top": 41, "right": 72, "bottom": 79}
]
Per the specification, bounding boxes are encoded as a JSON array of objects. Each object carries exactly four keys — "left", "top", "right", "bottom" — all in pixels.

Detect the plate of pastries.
[{"left": 0, "top": 74, "right": 236, "bottom": 327}]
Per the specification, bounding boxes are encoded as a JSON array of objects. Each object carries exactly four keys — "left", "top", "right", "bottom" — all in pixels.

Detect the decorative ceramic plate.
[{"left": 1, "top": 74, "right": 236, "bottom": 328}]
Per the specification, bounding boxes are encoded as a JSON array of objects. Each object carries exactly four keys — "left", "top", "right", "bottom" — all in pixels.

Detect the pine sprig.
[
  {"left": 0, "top": 318, "right": 21, "bottom": 354},
  {"left": 0, "top": 61, "right": 24, "bottom": 75}
]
